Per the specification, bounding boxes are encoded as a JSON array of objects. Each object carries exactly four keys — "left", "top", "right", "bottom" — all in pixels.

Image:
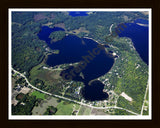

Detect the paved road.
[
  {"left": 12, "top": 68, "right": 139, "bottom": 115},
  {"left": 109, "top": 24, "right": 114, "bottom": 35},
  {"left": 141, "top": 80, "right": 149, "bottom": 115}
]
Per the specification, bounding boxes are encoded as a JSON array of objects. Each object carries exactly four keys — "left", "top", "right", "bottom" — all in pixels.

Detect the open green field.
[
  {"left": 55, "top": 101, "right": 80, "bottom": 115},
  {"left": 29, "top": 64, "right": 61, "bottom": 85},
  {"left": 29, "top": 63, "right": 64, "bottom": 95},
  {"left": 31, "top": 91, "right": 46, "bottom": 100},
  {"left": 91, "top": 108, "right": 107, "bottom": 115},
  {"left": 32, "top": 97, "right": 59, "bottom": 115},
  {"left": 78, "top": 106, "right": 92, "bottom": 115},
  {"left": 114, "top": 108, "right": 135, "bottom": 115}
]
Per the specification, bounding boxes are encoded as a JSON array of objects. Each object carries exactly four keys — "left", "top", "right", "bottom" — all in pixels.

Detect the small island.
[{"left": 49, "top": 31, "right": 66, "bottom": 43}]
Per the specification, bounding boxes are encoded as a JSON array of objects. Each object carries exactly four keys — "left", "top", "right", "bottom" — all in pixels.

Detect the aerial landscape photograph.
[{"left": 9, "top": 9, "right": 151, "bottom": 119}]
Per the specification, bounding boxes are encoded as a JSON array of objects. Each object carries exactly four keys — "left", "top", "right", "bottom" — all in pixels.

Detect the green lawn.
[
  {"left": 78, "top": 106, "right": 91, "bottom": 115},
  {"left": 29, "top": 62, "right": 64, "bottom": 95},
  {"left": 114, "top": 108, "right": 134, "bottom": 115},
  {"left": 32, "top": 97, "right": 59, "bottom": 115},
  {"left": 29, "top": 63, "right": 62, "bottom": 87},
  {"left": 31, "top": 91, "right": 46, "bottom": 100},
  {"left": 55, "top": 101, "right": 76, "bottom": 115}
]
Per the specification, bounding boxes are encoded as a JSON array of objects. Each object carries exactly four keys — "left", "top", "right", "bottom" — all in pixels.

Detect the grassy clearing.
[
  {"left": 29, "top": 64, "right": 43, "bottom": 82},
  {"left": 67, "top": 27, "right": 89, "bottom": 35},
  {"left": 32, "top": 97, "right": 59, "bottom": 115},
  {"left": 74, "top": 104, "right": 80, "bottom": 110},
  {"left": 78, "top": 106, "right": 91, "bottom": 115},
  {"left": 55, "top": 101, "right": 76, "bottom": 115},
  {"left": 91, "top": 108, "right": 107, "bottom": 115},
  {"left": 31, "top": 91, "right": 45, "bottom": 100},
  {"left": 114, "top": 109, "right": 135, "bottom": 115},
  {"left": 117, "top": 96, "right": 139, "bottom": 113},
  {"left": 29, "top": 63, "right": 62, "bottom": 86},
  {"left": 29, "top": 62, "right": 64, "bottom": 95}
]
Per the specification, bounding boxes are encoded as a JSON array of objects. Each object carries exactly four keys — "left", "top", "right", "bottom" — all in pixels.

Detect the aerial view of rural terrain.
[{"left": 10, "top": 9, "right": 150, "bottom": 118}]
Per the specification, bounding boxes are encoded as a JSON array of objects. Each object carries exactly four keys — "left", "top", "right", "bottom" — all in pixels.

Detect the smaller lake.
[
  {"left": 81, "top": 80, "right": 109, "bottom": 101},
  {"left": 68, "top": 11, "right": 89, "bottom": 17}
]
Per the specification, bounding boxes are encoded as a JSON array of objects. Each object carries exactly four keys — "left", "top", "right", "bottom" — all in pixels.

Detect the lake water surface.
[
  {"left": 38, "top": 26, "right": 114, "bottom": 101},
  {"left": 118, "top": 19, "right": 149, "bottom": 65}
]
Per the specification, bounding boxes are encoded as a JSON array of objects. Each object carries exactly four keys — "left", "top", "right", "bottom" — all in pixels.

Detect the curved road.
[{"left": 12, "top": 67, "right": 139, "bottom": 115}]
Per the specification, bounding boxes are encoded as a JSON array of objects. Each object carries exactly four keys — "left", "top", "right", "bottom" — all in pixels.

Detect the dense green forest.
[
  {"left": 12, "top": 17, "right": 45, "bottom": 74},
  {"left": 101, "top": 36, "right": 148, "bottom": 113},
  {"left": 49, "top": 31, "right": 66, "bottom": 42},
  {"left": 12, "top": 94, "right": 38, "bottom": 115}
]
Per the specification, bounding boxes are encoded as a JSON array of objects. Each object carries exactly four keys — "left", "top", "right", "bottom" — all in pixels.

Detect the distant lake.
[
  {"left": 68, "top": 11, "right": 89, "bottom": 17},
  {"left": 118, "top": 19, "right": 149, "bottom": 65},
  {"left": 38, "top": 26, "right": 114, "bottom": 101}
]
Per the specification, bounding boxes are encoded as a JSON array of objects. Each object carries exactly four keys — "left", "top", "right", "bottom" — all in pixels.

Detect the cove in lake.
[
  {"left": 38, "top": 26, "right": 114, "bottom": 101},
  {"left": 117, "top": 19, "right": 149, "bottom": 65},
  {"left": 38, "top": 26, "right": 65, "bottom": 44}
]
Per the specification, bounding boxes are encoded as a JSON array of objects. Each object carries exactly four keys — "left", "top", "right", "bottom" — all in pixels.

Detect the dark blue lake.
[
  {"left": 117, "top": 19, "right": 149, "bottom": 65},
  {"left": 81, "top": 80, "right": 109, "bottom": 101},
  {"left": 47, "top": 35, "right": 114, "bottom": 82},
  {"left": 69, "top": 11, "right": 89, "bottom": 17},
  {"left": 38, "top": 26, "right": 114, "bottom": 101}
]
